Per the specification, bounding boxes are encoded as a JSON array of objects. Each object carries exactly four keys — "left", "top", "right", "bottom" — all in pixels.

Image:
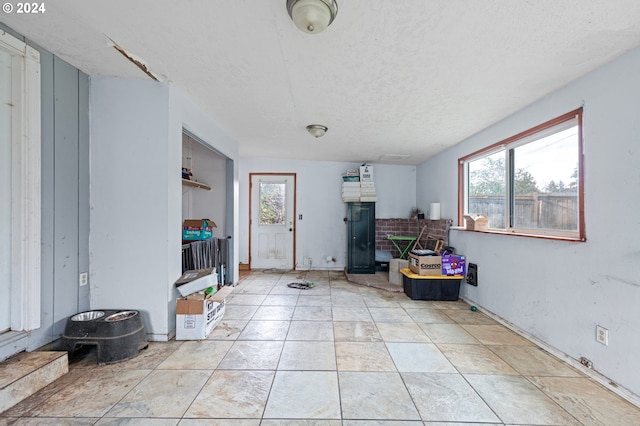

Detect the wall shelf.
[{"left": 182, "top": 178, "right": 211, "bottom": 191}]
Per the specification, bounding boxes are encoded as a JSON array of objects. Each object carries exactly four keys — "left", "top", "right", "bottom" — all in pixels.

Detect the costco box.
[
  {"left": 442, "top": 254, "right": 466, "bottom": 276},
  {"left": 175, "top": 285, "right": 233, "bottom": 340},
  {"left": 408, "top": 251, "right": 442, "bottom": 276},
  {"left": 175, "top": 268, "right": 217, "bottom": 297},
  {"left": 463, "top": 214, "right": 489, "bottom": 231},
  {"left": 183, "top": 218, "right": 216, "bottom": 241}
]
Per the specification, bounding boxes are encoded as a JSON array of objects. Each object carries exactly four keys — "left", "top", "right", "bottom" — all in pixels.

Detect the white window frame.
[
  {"left": 458, "top": 109, "right": 585, "bottom": 242},
  {"left": 1, "top": 30, "right": 41, "bottom": 331}
]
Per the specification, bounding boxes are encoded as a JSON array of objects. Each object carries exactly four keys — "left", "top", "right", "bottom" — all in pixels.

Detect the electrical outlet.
[
  {"left": 596, "top": 325, "right": 609, "bottom": 345},
  {"left": 580, "top": 357, "right": 593, "bottom": 368},
  {"left": 79, "top": 272, "right": 88, "bottom": 287}
]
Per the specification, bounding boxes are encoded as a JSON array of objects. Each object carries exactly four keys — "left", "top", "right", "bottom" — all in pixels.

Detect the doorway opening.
[{"left": 249, "top": 173, "right": 296, "bottom": 270}]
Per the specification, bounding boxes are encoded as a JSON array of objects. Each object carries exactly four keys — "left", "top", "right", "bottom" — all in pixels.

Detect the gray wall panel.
[
  {"left": 34, "top": 47, "right": 55, "bottom": 347},
  {"left": 52, "top": 56, "right": 80, "bottom": 336},
  {"left": 78, "top": 72, "right": 90, "bottom": 311}
]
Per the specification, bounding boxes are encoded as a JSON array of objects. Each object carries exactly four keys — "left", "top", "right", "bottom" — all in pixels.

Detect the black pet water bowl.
[{"left": 61, "top": 309, "right": 148, "bottom": 364}]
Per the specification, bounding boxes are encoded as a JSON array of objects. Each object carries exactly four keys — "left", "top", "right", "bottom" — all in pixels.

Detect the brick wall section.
[{"left": 375, "top": 219, "right": 453, "bottom": 258}]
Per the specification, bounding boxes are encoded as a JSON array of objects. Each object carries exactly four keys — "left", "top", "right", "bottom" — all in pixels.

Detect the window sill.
[{"left": 451, "top": 226, "right": 585, "bottom": 242}]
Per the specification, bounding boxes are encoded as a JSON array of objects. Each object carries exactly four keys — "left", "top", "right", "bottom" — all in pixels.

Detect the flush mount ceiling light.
[
  {"left": 306, "top": 124, "right": 328, "bottom": 138},
  {"left": 287, "top": 0, "right": 338, "bottom": 34}
]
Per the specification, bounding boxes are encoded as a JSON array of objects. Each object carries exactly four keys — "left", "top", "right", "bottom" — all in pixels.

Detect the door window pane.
[{"left": 259, "top": 182, "right": 286, "bottom": 225}]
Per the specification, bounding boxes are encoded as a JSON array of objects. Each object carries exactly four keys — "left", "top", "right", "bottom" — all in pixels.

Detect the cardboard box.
[
  {"left": 175, "top": 285, "right": 233, "bottom": 340},
  {"left": 408, "top": 251, "right": 442, "bottom": 276},
  {"left": 175, "top": 268, "right": 217, "bottom": 297},
  {"left": 442, "top": 254, "right": 466, "bottom": 276},
  {"left": 463, "top": 214, "right": 489, "bottom": 231},
  {"left": 359, "top": 164, "right": 374, "bottom": 182},
  {"left": 183, "top": 218, "right": 216, "bottom": 241}
]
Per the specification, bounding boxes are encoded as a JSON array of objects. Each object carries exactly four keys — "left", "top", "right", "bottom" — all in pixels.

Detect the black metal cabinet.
[{"left": 347, "top": 202, "right": 375, "bottom": 274}]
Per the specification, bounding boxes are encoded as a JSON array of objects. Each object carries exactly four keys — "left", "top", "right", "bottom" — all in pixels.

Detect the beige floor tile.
[
  {"left": 27, "top": 369, "right": 150, "bottom": 418},
  {"left": 404, "top": 308, "right": 455, "bottom": 324},
  {"left": 237, "top": 320, "right": 290, "bottom": 340},
  {"left": 419, "top": 323, "right": 480, "bottom": 344},
  {"left": 342, "top": 421, "right": 424, "bottom": 425},
  {"left": 157, "top": 340, "right": 233, "bottom": 369},
  {"left": 386, "top": 342, "right": 456, "bottom": 373},
  {"left": 227, "top": 294, "right": 267, "bottom": 305},
  {"left": 269, "top": 284, "right": 304, "bottom": 295},
  {"left": 179, "top": 420, "right": 260, "bottom": 426},
  {"left": 430, "top": 300, "right": 472, "bottom": 310},
  {"left": 331, "top": 294, "right": 367, "bottom": 307},
  {"left": 437, "top": 343, "right": 519, "bottom": 375},
  {"left": 376, "top": 322, "right": 431, "bottom": 342},
  {"left": 298, "top": 286, "right": 332, "bottom": 296},
  {"left": 369, "top": 307, "right": 414, "bottom": 322},
  {"left": 105, "top": 370, "right": 210, "bottom": 417},
  {"left": 465, "top": 374, "right": 581, "bottom": 425},
  {"left": 1, "top": 418, "right": 100, "bottom": 425},
  {"left": 252, "top": 305, "right": 295, "bottom": 320},
  {"left": 402, "top": 372, "right": 501, "bottom": 423},
  {"left": 333, "top": 321, "right": 382, "bottom": 342},
  {"left": 293, "top": 305, "right": 333, "bottom": 321},
  {"left": 97, "top": 418, "right": 179, "bottom": 425},
  {"left": 287, "top": 320, "right": 334, "bottom": 341},
  {"left": 339, "top": 372, "right": 420, "bottom": 420},
  {"left": 461, "top": 324, "right": 534, "bottom": 346},
  {"left": 218, "top": 340, "right": 284, "bottom": 370},
  {"left": 335, "top": 342, "right": 396, "bottom": 371},
  {"left": 263, "top": 371, "right": 341, "bottom": 419},
  {"left": 529, "top": 376, "right": 640, "bottom": 426},
  {"left": 364, "top": 296, "right": 402, "bottom": 308},
  {"left": 232, "top": 283, "right": 275, "bottom": 295},
  {"left": 278, "top": 341, "right": 336, "bottom": 370},
  {"left": 332, "top": 306, "right": 373, "bottom": 322},
  {"left": 489, "top": 345, "right": 582, "bottom": 377},
  {"left": 184, "top": 370, "right": 274, "bottom": 418},
  {"left": 262, "top": 294, "right": 300, "bottom": 306},
  {"left": 295, "top": 295, "right": 333, "bottom": 306},
  {"left": 223, "top": 304, "right": 259, "bottom": 320},
  {"left": 206, "top": 319, "right": 248, "bottom": 340}
]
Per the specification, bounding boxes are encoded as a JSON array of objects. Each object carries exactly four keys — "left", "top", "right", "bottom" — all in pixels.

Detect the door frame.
[
  {"left": 248, "top": 173, "right": 296, "bottom": 270},
  {"left": 1, "top": 31, "right": 41, "bottom": 333}
]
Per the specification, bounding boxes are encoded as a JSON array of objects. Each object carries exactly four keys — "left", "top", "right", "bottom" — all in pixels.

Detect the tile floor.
[{"left": 2, "top": 270, "right": 640, "bottom": 425}]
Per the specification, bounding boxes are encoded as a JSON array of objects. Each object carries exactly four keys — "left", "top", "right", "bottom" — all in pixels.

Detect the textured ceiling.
[{"left": 2, "top": 0, "right": 640, "bottom": 165}]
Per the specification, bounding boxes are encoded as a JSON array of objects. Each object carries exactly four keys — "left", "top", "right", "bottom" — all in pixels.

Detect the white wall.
[
  {"left": 90, "top": 78, "right": 172, "bottom": 339},
  {"left": 90, "top": 78, "right": 239, "bottom": 341},
  {"left": 238, "top": 158, "right": 416, "bottom": 269},
  {"left": 416, "top": 48, "right": 640, "bottom": 397}
]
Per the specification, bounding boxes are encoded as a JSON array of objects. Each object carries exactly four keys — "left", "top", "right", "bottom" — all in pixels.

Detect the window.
[
  {"left": 259, "top": 182, "right": 286, "bottom": 225},
  {"left": 459, "top": 109, "right": 584, "bottom": 241}
]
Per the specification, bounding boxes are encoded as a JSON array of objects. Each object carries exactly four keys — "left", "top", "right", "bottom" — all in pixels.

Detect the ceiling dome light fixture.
[
  {"left": 287, "top": 0, "right": 338, "bottom": 34},
  {"left": 306, "top": 124, "right": 328, "bottom": 138}
]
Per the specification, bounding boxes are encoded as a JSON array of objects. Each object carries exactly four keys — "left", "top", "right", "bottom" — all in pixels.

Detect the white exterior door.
[
  {"left": 250, "top": 174, "right": 295, "bottom": 270},
  {"left": 0, "top": 48, "right": 11, "bottom": 332}
]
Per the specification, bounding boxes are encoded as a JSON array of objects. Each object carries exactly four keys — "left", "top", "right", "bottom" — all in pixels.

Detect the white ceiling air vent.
[{"left": 379, "top": 154, "right": 410, "bottom": 162}]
